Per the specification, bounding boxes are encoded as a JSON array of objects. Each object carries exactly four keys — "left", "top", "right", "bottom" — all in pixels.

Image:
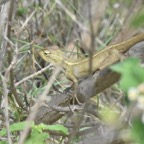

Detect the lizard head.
[{"left": 39, "top": 46, "right": 64, "bottom": 65}]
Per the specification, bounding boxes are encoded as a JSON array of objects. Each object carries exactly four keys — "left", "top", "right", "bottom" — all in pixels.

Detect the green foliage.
[
  {"left": 0, "top": 121, "right": 68, "bottom": 144},
  {"left": 0, "top": 121, "right": 34, "bottom": 136},
  {"left": 131, "top": 119, "right": 144, "bottom": 144},
  {"left": 111, "top": 58, "right": 144, "bottom": 143},
  {"left": 0, "top": 0, "right": 144, "bottom": 143},
  {"left": 17, "top": 7, "right": 27, "bottom": 16},
  {"left": 0, "top": 141, "right": 7, "bottom": 144},
  {"left": 100, "top": 106, "right": 119, "bottom": 124},
  {"left": 25, "top": 123, "right": 68, "bottom": 144},
  {"left": 131, "top": 9, "right": 144, "bottom": 28},
  {"left": 25, "top": 129, "right": 49, "bottom": 144},
  {"left": 111, "top": 58, "right": 144, "bottom": 92},
  {"left": 33, "top": 123, "right": 68, "bottom": 135}
]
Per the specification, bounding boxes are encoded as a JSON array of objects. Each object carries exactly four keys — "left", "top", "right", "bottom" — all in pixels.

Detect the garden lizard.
[{"left": 39, "top": 33, "right": 144, "bottom": 85}]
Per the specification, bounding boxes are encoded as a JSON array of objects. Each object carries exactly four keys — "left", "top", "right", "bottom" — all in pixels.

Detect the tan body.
[{"left": 39, "top": 33, "right": 144, "bottom": 84}]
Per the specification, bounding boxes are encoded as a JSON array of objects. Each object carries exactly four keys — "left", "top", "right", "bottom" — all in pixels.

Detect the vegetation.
[{"left": 0, "top": 0, "right": 144, "bottom": 144}]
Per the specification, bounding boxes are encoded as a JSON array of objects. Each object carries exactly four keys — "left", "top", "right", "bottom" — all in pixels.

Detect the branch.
[{"left": 35, "top": 41, "right": 144, "bottom": 124}]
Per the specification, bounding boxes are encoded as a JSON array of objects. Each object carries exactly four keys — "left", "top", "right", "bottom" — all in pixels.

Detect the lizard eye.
[{"left": 44, "top": 50, "right": 50, "bottom": 56}]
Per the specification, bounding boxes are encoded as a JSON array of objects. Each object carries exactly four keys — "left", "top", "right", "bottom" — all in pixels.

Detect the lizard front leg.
[{"left": 65, "top": 71, "right": 81, "bottom": 104}]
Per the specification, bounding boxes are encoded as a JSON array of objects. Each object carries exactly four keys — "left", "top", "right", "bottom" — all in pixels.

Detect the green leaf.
[
  {"left": 0, "top": 121, "right": 34, "bottom": 136},
  {"left": 0, "top": 141, "right": 7, "bottom": 144},
  {"left": 131, "top": 119, "right": 144, "bottom": 144},
  {"left": 25, "top": 130, "right": 49, "bottom": 144},
  {"left": 111, "top": 58, "right": 144, "bottom": 92},
  {"left": 25, "top": 123, "right": 68, "bottom": 144},
  {"left": 35, "top": 123, "right": 68, "bottom": 135}
]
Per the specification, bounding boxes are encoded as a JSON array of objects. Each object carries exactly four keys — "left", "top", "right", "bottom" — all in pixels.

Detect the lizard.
[{"left": 39, "top": 33, "right": 144, "bottom": 87}]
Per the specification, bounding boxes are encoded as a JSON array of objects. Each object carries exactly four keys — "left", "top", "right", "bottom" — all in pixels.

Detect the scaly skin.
[{"left": 39, "top": 33, "right": 144, "bottom": 84}]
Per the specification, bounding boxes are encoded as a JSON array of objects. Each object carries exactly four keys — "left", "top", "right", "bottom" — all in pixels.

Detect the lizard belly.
[{"left": 73, "top": 63, "right": 93, "bottom": 79}]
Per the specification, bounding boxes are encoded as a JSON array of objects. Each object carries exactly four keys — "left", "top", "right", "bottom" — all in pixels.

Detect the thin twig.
[
  {"left": 4, "top": 37, "right": 25, "bottom": 109},
  {"left": 5, "top": 0, "right": 25, "bottom": 110},
  {"left": 49, "top": 105, "right": 82, "bottom": 112},
  {"left": 16, "top": 10, "right": 37, "bottom": 36},
  {"left": 55, "top": 0, "right": 88, "bottom": 32},
  {"left": 1, "top": 74, "right": 12, "bottom": 144},
  {"left": 4, "top": 35, "right": 15, "bottom": 47},
  {"left": 5, "top": 43, "right": 18, "bottom": 78},
  {"left": 87, "top": 0, "right": 95, "bottom": 75},
  {"left": 15, "top": 64, "right": 52, "bottom": 87},
  {"left": 0, "top": 0, "right": 9, "bottom": 71},
  {"left": 18, "top": 67, "right": 61, "bottom": 144}
]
